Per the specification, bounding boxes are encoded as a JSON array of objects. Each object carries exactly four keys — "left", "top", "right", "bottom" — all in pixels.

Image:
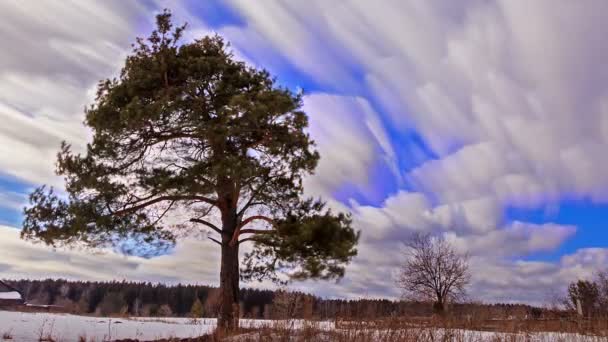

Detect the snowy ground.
[
  {"left": 0, "top": 311, "right": 217, "bottom": 341},
  {"left": 0, "top": 311, "right": 332, "bottom": 341},
  {"left": 0, "top": 311, "right": 605, "bottom": 342}
]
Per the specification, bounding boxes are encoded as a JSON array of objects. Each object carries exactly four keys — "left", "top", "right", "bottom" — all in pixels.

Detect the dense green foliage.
[
  {"left": 242, "top": 199, "right": 357, "bottom": 283},
  {"left": 22, "top": 10, "right": 358, "bottom": 283}
]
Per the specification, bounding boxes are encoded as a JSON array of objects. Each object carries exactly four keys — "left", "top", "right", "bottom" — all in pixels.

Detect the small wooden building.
[{"left": 0, "top": 280, "right": 24, "bottom": 307}]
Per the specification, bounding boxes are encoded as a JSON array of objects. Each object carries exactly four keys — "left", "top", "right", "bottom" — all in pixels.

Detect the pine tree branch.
[
  {"left": 190, "top": 218, "right": 223, "bottom": 236},
  {"left": 229, "top": 215, "right": 275, "bottom": 246},
  {"left": 238, "top": 237, "right": 259, "bottom": 245},
  {"left": 207, "top": 236, "right": 221, "bottom": 245},
  {"left": 237, "top": 177, "right": 274, "bottom": 217},
  {"left": 238, "top": 215, "right": 275, "bottom": 229},
  {"left": 112, "top": 195, "right": 218, "bottom": 216},
  {"left": 151, "top": 200, "right": 175, "bottom": 226},
  {"left": 239, "top": 229, "right": 274, "bottom": 235}
]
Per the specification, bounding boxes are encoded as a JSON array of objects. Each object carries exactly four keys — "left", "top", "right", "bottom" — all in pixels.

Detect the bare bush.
[
  {"left": 1, "top": 330, "right": 13, "bottom": 340},
  {"left": 271, "top": 289, "right": 303, "bottom": 320},
  {"left": 595, "top": 269, "right": 608, "bottom": 317},
  {"left": 397, "top": 233, "right": 470, "bottom": 314},
  {"left": 567, "top": 280, "right": 599, "bottom": 318}
]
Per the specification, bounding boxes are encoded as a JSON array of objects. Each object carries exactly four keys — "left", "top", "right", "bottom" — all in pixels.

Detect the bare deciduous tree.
[
  {"left": 595, "top": 270, "right": 608, "bottom": 317},
  {"left": 397, "top": 233, "right": 470, "bottom": 314},
  {"left": 567, "top": 280, "right": 599, "bottom": 318}
]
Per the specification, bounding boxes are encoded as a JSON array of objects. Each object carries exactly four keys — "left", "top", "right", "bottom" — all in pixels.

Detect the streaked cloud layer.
[{"left": 1, "top": 0, "right": 607, "bottom": 304}]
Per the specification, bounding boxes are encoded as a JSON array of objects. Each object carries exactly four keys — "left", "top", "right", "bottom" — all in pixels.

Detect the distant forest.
[{"left": 4, "top": 279, "right": 544, "bottom": 320}]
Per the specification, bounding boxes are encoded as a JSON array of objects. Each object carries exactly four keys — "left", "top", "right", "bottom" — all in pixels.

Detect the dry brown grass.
[
  {"left": 355, "top": 315, "right": 608, "bottom": 335},
  {"left": 209, "top": 326, "right": 607, "bottom": 342},
  {"left": 129, "top": 316, "right": 604, "bottom": 342},
  {"left": 110, "top": 314, "right": 608, "bottom": 341}
]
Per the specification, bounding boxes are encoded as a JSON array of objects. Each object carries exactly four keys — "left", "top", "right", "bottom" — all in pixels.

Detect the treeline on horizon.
[{"left": 3, "top": 278, "right": 548, "bottom": 320}]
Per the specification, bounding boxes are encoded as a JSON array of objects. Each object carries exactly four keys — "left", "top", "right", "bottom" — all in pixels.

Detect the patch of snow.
[
  {"left": 0, "top": 311, "right": 212, "bottom": 341},
  {"left": 0, "top": 291, "right": 21, "bottom": 300}
]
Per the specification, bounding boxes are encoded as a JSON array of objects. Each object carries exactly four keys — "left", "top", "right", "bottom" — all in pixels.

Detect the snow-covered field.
[
  {"left": 0, "top": 310, "right": 605, "bottom": 342},
  {"left": 0, "top": 311, "right": 229, "bottom": 341},
  {"left": 0, "top": 311, "right": 332, "bottom": 341}
]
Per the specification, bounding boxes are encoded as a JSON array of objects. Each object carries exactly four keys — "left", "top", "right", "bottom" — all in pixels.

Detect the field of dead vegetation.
[{"left": 2, "top": 310, "right": 608, "bottom": 342}]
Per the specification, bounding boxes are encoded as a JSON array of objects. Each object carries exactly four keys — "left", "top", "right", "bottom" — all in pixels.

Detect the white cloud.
[
  {"left": 445, "top": 221, "right": 576, "bottom": 257},
  {"left": 0, "top": 191, "right": 27, "bottom": 212},
  {"left": 0, "top": 225, "right": 221, "bottom": 285},
  {"left": 0, "top": 2, "right": 154, "bottom": 186},
  {"left": 222, "top": 0, "right": 608, "bottom": 209},
  {"left": 303, "top": 94, "right": 398, "bottom": 198},
  {"left": 467, "top": 247, "right": 608, "bottom": 305}
]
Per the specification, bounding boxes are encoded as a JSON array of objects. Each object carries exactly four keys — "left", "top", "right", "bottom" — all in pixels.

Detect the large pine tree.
[{"left": 22, "top": 11, "right": 359, "bottom": 330}]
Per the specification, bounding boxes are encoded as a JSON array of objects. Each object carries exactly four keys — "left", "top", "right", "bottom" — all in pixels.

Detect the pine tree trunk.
[
  {"left": 218, "top": 241, "right": 240, "bottom": 330},
  {"left": 217, "top": 194, "right": 240, "bottom": 331}
]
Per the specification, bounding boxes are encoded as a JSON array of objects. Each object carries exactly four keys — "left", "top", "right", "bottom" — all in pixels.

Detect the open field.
[
  {"left": 0, "top": 311, "right": 206, "bottom": 341},
  {"left": 1, "top": 311, "right": 607, "bottom": 341},
  {"left": 0, "top": 311, "right": 324, "bottom": 341}
]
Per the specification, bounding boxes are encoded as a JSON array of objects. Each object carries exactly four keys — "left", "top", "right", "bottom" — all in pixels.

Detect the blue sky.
[{"left": 1, "top": 1, "right": 608, "bottom": 304}]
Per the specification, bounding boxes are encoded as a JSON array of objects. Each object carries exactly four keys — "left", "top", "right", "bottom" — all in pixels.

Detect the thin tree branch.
[
  {"left": 190, "top": 218, "right": 223, "bottom": 236},
  {"left": 238, "top": 215, "right": 275, "bottom": 229},
  {"left": 151, "top": 200, "right": 175, "bottom": 226},
  {"left": 207, "top": 236, "right": 221, "bottom": 245},
  {"left": 237, "top": 176, "right": 275, "bottom": 217},
  {"left": 238, "top": 237, "right": 259, "bottom": 245},
  {"left": 239, "top": 229, "right": 275, "bottom": 235},
  {"left": 113, "top": 195, "right": 218, "bottom": 216}
]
